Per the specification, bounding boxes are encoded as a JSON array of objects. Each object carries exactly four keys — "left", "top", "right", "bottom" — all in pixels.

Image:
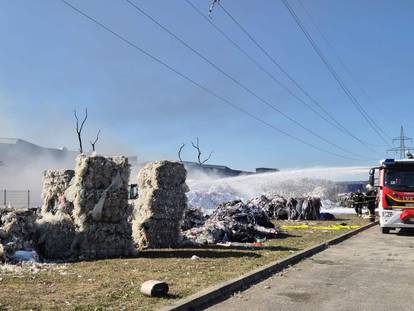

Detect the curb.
[{"left": 160, "top": 221, "right": 378, "bottom": 311}]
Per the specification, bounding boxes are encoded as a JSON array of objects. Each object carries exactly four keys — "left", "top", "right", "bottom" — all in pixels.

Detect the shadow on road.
[{"left": 396, "top": 228, "right": 414, "bottom": 236}]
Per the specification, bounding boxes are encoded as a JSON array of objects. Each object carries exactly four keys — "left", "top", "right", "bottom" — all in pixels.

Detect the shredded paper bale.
[
  {"left": 67, "top": 155, "right": 135, "bottom": 259},
  {"left": 36, "top": 213, "right": 76, "bottom": 260},
  {"left": 36, "top": 155, "right": 135, "bottom": 260},
  {"left": 132, "top": 161, "right": 188, "bottom": 249},
  {"left": 41, "top": 170, "right": 75, "bottom": 216}
]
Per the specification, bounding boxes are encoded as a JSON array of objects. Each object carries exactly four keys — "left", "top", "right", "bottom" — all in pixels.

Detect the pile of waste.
[
  {"left": 247, "top": 193, "right": 322, "bottom": 221},
  {"left": 0, "top": 207, "right": 37, "bottom": 262},
  {"left": 132, "top": 161, "right": 189, "bottom": 249},
  {"left": 181, "top": 206, "right": 206, "bottom": 231},
  {"left": 183, "top": 200, "right": 279, "bottom": 245}
]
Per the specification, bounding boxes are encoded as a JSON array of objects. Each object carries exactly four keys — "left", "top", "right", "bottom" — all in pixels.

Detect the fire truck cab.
[{"left": 369, "top": 158, "right": 414, "bottom": 234}]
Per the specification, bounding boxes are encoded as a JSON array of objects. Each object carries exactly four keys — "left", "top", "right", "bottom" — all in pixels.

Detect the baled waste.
[
  {"left": 132, "top": 161, "right": 189, "bottom": 249},
  {"left": 41, "top": 169, "right": 75, "bottom": 216},
  {"left": 38, "top": 154, "right": 135, "bottom": 260}
]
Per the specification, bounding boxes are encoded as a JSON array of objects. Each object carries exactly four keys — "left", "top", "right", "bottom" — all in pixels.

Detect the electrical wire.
[
  {"left": 217, "top": 1, "right": 384, "bottom": 155},
  {"left": 59, "top": 0, "right": 363, "bottom": 161},
  {"left": 124, "top": 0, "right": 374, "bottom": 160},
  {"left": 296, "top": 0, "right": 391, "bottom": 141},
  {"left": 280, "top": 0, "right": 391, "bottom": 147}
]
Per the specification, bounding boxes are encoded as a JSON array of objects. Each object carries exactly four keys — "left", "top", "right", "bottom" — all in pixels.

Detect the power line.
[
  {"left": 280, "top": 0, "right": 391, "bottom": 147},
  {"left": 184, "top": 0, "right": 347, "bottom": 138},
  {"left": 216, "top": 2, "right": 382, "bottom": 156},
  {"left": 184, "top": 0, "right": 378, "bottom": 159},
  {"left": 59, "top": 0, "right": 361, "bottom": 161},
  {"left": 296, "top": 0, "right": 391, "bottom": 141},
  {"left": 124, "top": 0, "right": 373, "bottom": 160}
]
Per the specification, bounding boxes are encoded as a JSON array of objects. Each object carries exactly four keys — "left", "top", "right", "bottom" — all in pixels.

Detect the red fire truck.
[{"left": 369, "top": 158, "right": 414, "bottom": 234}]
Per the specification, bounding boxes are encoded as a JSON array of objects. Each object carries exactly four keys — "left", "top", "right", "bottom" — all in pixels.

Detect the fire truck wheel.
[{"left": 381, "top": 227, "right": 390, "bottom": 234}]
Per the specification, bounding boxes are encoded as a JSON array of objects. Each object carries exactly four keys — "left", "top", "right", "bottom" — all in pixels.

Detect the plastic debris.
[{"left": 11, "top": 250, "right": 39, "bottom": 262}]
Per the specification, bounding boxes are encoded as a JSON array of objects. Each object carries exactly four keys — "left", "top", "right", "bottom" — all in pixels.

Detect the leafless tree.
[
  {"left": 191, "top": 137, "right": 213, "bottom": 165},
  {"left": 74, "top": 108, "right": 88, "bottom": 153},
  {"left": 178, "top": 143, "right": 185, "bottom": 162},
  {"left": 90, "top": 129, "right": 101, "bottom": 152}
]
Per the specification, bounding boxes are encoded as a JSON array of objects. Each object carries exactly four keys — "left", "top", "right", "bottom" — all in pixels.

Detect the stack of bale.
[
  {"left": 132, "top": 161, "right": 188, "bottom": 249},
  {"left": 40, "top": 169, "right": 75, "bottom": 216},
  {"left": 36, "top": 155, "right": 135, "bottom": 260},
  {"left": 70, "top": 155, "right": 135, "bottom": 259},
  {"left": 37, "top": 169, "right": 77, "bottom": 260}
]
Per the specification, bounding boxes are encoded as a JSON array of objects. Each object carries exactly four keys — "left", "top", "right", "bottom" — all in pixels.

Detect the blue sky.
[{"left": 1, "top": 0, "right": 413, "bottom": 170}]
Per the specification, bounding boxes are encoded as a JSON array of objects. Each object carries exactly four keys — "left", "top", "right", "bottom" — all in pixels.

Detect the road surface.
[{"left": 208, "top": 226, "right": 414, "bottom": 311}]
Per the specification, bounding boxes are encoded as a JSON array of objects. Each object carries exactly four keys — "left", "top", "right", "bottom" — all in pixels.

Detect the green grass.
[{"left": 0, "top": 214, "right": 368, "bottom": 311}]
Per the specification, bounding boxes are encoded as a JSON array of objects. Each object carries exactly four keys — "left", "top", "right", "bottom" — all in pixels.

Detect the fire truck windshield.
[{"left": 384, "top": 169, "right": 414, "bottom": 191}]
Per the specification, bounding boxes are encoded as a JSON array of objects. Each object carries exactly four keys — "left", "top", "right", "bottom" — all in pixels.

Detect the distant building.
[
  {"left": 182, "top": 161, "right": 253, "bottom": 178},
  {"left": 0, "top": 138, "right": 137, "bottom": 167},
  {"left": 0, "top": 138, "right": 78, "bottom": 167},
  {"left": 255, "top": 167, "right": 279, "bottom": 174}
]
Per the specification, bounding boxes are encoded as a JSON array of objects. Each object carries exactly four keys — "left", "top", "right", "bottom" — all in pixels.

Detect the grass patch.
[{"left": 0, "top": 214, "right": 368, "bottom": 310}]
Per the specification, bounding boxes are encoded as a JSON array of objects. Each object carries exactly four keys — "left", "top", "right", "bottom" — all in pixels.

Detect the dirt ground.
[{"left": 0, "top": 215, "right": 368, "bottom": 311}]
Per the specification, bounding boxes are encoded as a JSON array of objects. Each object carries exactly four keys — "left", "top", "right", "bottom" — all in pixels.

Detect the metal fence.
[{"left": 0, "top": 190, "right": 42, "bottom": 209}]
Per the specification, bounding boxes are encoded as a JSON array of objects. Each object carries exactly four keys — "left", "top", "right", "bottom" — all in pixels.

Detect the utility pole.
[{"left": 387, "top": 126, "right": 414, "bottom": 159}]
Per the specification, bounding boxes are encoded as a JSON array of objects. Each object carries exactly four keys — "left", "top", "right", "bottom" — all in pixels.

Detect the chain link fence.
[{"left": 0, "top": 190, "right": 42, "bottom": 209}]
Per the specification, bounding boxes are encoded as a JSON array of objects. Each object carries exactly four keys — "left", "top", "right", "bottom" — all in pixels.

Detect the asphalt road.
[{"left": 208, "top": 226, "right": 414, "bottom": 311}]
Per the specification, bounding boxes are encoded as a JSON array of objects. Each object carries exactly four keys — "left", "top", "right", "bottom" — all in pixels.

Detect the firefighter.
[
  {"left": 352, "top": 189, "right": 364, "bottom": 217},
  {"left": 365, "top": 184, "right": 377, "bottom": 222}
]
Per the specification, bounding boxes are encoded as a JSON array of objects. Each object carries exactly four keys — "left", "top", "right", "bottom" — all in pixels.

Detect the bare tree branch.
[
  {"left": 90, "top": 129, "right": 101, "bottom": 152},
  {"left": 74, "top": 108, "right": 88, "bottom": 153},
  {"left": 191, "top": 137, "right": 213, "bottom": 165},
  {"left": 178, "top": 143, "right": 185, "bottom": 162},
  {"left": 201, "top": 150, "right": 213, "bottom": 164}
]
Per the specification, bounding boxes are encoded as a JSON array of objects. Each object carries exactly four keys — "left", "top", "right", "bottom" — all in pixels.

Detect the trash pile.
[
  {"left": 0, "top": 207, "right": 37, "bottom": 262},
  {"left": 247, "top": 193, "right": 322, "bottom": 221},
  {"left": 181, "top": 206, "right": 205, "bottom": 231},
  {"left": 132, "top": 161, "right": 188, "bottom": 249},
  {"left": 41, "top": 169, "right": 75, "bottom": 215},
  {"left": 183, "top": 200, "right": 279, "bottom": 245},
  {"left": 37, "top": 155, "right": 135, "bottom": 260}
]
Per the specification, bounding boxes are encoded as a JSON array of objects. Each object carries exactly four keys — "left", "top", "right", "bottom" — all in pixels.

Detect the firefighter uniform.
[
  {"left": 365, "top": 186, "right": 377, "bottom": 222},
  {"left": 352, "top": 190, "right": 364, "bottom": 217}
]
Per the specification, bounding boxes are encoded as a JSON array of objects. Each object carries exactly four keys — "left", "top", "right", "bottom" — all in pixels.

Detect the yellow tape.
[{"left": 281, "top": 224, "right": 360, "bottom": 230}]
